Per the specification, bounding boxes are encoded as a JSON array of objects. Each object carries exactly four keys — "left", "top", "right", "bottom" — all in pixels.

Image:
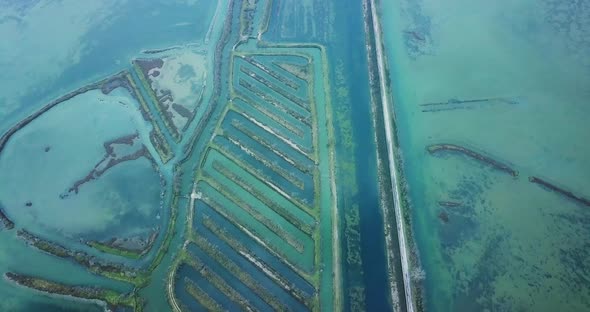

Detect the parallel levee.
[{"left": 173, "top": 49, "right": 332, "bottom": 311}]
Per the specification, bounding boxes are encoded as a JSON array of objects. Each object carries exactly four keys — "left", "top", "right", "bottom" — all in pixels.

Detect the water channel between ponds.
[{"left": 2, "top": 0, "right": 587, "bottom": 311}]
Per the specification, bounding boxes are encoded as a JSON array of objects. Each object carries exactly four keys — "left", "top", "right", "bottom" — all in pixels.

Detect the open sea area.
[{"left": 0, "top": 0, "right": 589, "bottom": 311}]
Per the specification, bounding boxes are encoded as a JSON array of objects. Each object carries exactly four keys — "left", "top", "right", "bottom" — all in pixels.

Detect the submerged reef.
[
  {"left": 427, "top": 143, "right": 519, "bottom": 177},
  {"left": 438, "top": 201, "right": 463, "bottom": 208},
  {"left": 420, "top": 97, "right": 518, "bottom": 113},
  {"left": 438, "top": 211, "right": 450, "bottom": 223}
]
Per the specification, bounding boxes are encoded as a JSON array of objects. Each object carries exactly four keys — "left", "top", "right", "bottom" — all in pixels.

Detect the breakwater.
[
  {"left": 427, "top": 143, "right": 518, "bottom": 177},
  {"left": 529, "top": 176, "right": 590, "bottom": 207}
]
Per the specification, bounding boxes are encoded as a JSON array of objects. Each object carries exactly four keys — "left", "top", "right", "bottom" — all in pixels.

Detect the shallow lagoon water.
[
  {"left": 380, "top": 0, "right": 590, "bottom": 310},
  {"left": 0, "top": 0, "right": 217, "bottom": 134},
  {"left": 4, "top": 0, "right": 588, "bottom": 311},
  {"left": 0, "top": 87, "right": 162, "bottom": 243},
  {"left": 0, "top": 0, "right": 396, "bottom": 310}
]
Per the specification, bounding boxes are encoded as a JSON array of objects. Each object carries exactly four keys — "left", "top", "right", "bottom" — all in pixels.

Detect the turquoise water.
[
  {"left": 0, "top": 88, "right": 160, "bottom": 242},
  {"left": 0, "top": 1, "right": 217, "bottom": 310},
  {"left": 0, "top": 0, "right": 402, "bottom": 310},
  {"left": 0, "top": 0, "right": 217, "bottom": 133},
  {"left": 380, "top": 0, "right": 590, "bottom": 310},
  {"left": 7, "top": 0, "right": 587, "bottom": 311}
]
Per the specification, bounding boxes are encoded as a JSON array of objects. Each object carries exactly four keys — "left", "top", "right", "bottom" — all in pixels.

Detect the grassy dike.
[
  {"left": 125, "top": 73, "right": 174, "bottom": 164},
  {"left": 131, "top": 61, "right": 182, "bottom": 143},
  {"left": 16, "top": 230, "right": 150, "bottom": 287},
  {"left": 87, "top": 241, "right": 143, "bottom": 260},
  {"left": 4, "top": 272, "right": 141, "bottom": 311}
]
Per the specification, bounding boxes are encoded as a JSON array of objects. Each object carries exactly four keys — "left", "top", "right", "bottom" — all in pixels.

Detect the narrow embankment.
[{"left": 367, "top": 1, "right": 416, "bottom": 311}]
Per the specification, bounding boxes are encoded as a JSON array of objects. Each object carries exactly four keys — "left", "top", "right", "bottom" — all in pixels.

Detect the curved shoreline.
[{"left": 0, "top": 72, "right": 129, "bottom": 156}]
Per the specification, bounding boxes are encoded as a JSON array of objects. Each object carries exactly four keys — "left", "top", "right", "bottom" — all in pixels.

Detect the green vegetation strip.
[
  {"left": 185, "top": 279, "right": 224, "bottom": 311},
  {"left": 238, "top": 78, "right": 312, "bottom": 127},
  {"left": 210, "top": 141, "right": 311, "bottom": 209},
  {"left": 231, "top": 119, "right": 313, "bottom": 175},
  {"left": 273, "top": 61, "right": 311, "bottom": 82},
  {"left": 87, "top": 241, "right": 142, "bottom": 260},
  {"left": 5, "top": 272, "right": 139, "bottom": 311},
  {"left": 201, "top": 215, "right": 315, "bottom": 290},
  {"left": 218, "top": 131, "right": 306, "bottom": 190},
  {"left": 239, "top": 65, "right": 310, "bottom": 112},
  {"left": 211, "top": 159, "right": 315, "bottom": 235},
  {"left": 201, "top": 177, "right": 307, "bottom": 253},
  {"left": 191, "top": 236, "right": 294, "bottom": 310},
  {"left": 148, "top": 187, "right": 179, "bottom": 273},
  {"left": 239, "top": 0, "right": 257, "bottom": 37},
  {"left": 87, "top": 229, "right": 159, "bottom": 260},
  {"left": 184, "top": 254, "right": 253, "bottom": 310},
  {"left": 17, "top": 230, "right": 149, "bottom": 287},
  {"left": 125, "top": 74, "right": 173, "bottom": 163},
  {"left": 132, "top": 61, "right": 182, "bottom": 142},
  {"left": 232, "top": 94, "right": 306, "bottom": 140},
  {"left": 236, "top": 109, "right": 314, "bottom": 157},
  {"left": 240, "top": 55, "right": 299, "bottom": 90}
]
